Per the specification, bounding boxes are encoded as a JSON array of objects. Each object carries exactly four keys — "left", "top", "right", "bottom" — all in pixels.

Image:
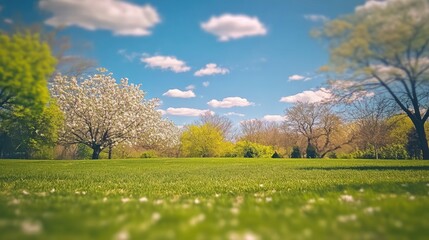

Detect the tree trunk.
[
  {"left": 413, "top": 121, "right": 429, "bottom": 160},
  {"left": 92, "top": 145, "right": 101, "bottom": 159},
  {"left": 108, "top": 145, "right": 112, "bottom": 159}
]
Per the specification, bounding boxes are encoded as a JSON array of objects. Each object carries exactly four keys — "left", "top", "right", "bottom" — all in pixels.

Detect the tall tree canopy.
[
  {"left": 318, "top": 0, "right": 429, "bottom": 159},
  {"left": 0, "top": 32, "right": 56, "bottom": 112},
  {"left": 52, "top": 69, "right": 178, "bottom": 159}
]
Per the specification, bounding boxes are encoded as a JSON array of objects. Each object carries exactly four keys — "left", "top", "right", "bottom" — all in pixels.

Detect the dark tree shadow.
[{"left": 299, "top": 166, "right": 429, "bottom": 171}]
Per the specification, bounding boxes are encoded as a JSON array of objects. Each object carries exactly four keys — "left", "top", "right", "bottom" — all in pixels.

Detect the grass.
[{"left": 0, "top": 158, "right": 428, "bottom": 240}]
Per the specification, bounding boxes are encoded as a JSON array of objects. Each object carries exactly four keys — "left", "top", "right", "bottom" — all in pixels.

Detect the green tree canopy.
[
  {"left": 0, "top": 32, "right": 56, "bottom": 112},
  {"left": 180, "top": 124, "right": 226, "bottom": 157}
]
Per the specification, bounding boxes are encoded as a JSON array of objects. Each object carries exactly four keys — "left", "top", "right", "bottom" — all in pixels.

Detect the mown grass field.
[{"left": 0, "top": 158, "right": 428, "bottom": 240}]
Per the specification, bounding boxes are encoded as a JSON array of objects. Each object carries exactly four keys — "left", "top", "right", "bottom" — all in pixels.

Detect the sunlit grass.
[{"left": 0, "top": 158, "right": 428, "bottom": 239}]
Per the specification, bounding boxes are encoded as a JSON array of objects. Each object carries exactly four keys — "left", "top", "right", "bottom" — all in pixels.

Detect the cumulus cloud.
[
  {"left": 263, "top": 115, "right": 286, "bottom": 122},
  {"left": 208, "top": 97, "right": 254, "bottom": 108},
  {"left": 288, "top": 74, "right": 306, "bottom": 81},
  {"left": 194, "top": 63, "right": 229, "bottom": 77},
  {"left": 39, "top": 0, "right": 160, "bottom": 36},
  {"left": 141, "top": 55, "right": 190, "bottom": 73},
  {"left": 163, "top": 89, "right": 196, "bottom": 98},
  {"left": 224, "top": 112, "right": 245, "bottom": 117},
  {"left": 304, "top": 14, "right": 329, "bottom": 22},
  {"left": 157, "top": 109, "right": 167, "bottom": 115},
  {"left": 166, "top": 107, "right": 214, "bottom": 117},
  {"left": 186, "top": 85, "right": 195, "bottom": 90},
  {"left": 201, "top": 14, "right": 267, "bottom": 41},
  {"left": 202, "top": 81, "right": 210, "bottom": 87},
  {"left": 280, "top": 88, "right": 332, "bottom": 103},
  {"left": 355, "top": 0, "right": 390, "bottom": 12}
]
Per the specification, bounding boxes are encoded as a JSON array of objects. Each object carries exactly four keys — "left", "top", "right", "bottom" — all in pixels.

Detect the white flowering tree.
[{"left": 52, "top": 69, "right": 179, "bottom": 159}]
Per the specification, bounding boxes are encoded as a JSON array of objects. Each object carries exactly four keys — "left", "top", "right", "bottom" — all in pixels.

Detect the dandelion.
[
  {"left": 139, "top": 197, "right": 148, "bottom": 203},
  {"left": 21, "top": 220, "right": 42, "bottom": 235},
  {"left": 339, "top": 195, "right": 354, "bottom": 203}
]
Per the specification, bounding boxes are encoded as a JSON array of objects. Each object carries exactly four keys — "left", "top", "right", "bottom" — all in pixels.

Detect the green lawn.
[{"left": 0, "top": 158, "right": 428, "bottom": 240}]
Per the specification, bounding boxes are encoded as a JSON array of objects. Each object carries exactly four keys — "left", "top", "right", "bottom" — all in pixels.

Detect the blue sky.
[{"left": 0, "top": 0, "right": 366, "bottom": 126}]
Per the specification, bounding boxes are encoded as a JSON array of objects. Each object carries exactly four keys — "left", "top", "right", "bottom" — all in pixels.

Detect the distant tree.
[
  {"left": 180, "top": 124, "right": 226, "bottom": 157},
  {"left": 317, "top": 0, "right": 429, "bottom": 159},
  {"left": 306, "top": 144, "right": 318, "bottom": 158},
  {"left": 291, "top": 146, "right": 301, "bottom": 158},
  {"left": 286, "top": 102, "right": 353, "bottom": 158},
  {"left": 52, "top": 69, "right": 176, "bottom": 159},
  {"left": 0, "top": 32, "right": 56, "bottom": 112},
  {"left": 234, "top": 141, "right": 274, "bottom": 158},
  {"left": 199, "top": 112, "right": 234, "bottom": 139},
  {"left": 271, "top": 151, "right": 281, "bottom": 158}
]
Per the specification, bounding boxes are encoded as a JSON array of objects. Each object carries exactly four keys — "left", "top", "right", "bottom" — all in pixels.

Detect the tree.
[
  {"left": 290, "top": 146, "right": 301, "bottom": 158},
  {"left": 52, "top": 69, "right": 176, "bottom": 159},
  {"left": 0, "top": 32, "right": 56, "bottom": 112},
  {"left": 180, "top": 124, "right": 226, "bottom": 157},
  {"left": 198, "top": 112, "right": 234, "bottom": 139},
  {"left": 0, "top": 100, "right": 63, "bottom": 159},
  {"left": 318, "top": 0, "right": 429, "bottom": 159},
  {"left": 285, "top": 102, "right": 353, "bottom": 158}
]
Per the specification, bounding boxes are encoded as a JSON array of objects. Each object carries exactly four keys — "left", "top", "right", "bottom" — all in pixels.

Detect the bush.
[
  {"left": 141, "top": 150, "right": 158, "bottom": 158},
  {"left": 271, "top": 151, "right": 282, "bottom": 158},
  {"left": 234, "top": 141, "right": 274, "bottom": 158},
  {"left": 306, "top": 144, "right": 318, "bottom": 158},
  {"left": 291, "top": 146, "right": 301, "bottom": 158}
]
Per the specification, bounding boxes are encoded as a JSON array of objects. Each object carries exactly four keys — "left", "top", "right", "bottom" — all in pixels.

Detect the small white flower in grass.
[
  {"left": 337, "top": 214, "right": 357, "bottom": 223},
  {"left": 364, "top": 207, "right": 380, "bottom": 214},
  {"left": 230, "top": 207, "right": 239, "bottom": 215},
  {"left": 359, "top": 188, "right": 364, "bottom": 193},
  {"left": 339, "top": 195, "right": 354, "bottom": 203},
  {"left": 215, "top": 193, "right": 221, "bottom": 198},
  {"left": 139, "top": 197, "right": 148, "bottom": 203},
  {"left": 21, "top": 220, "right": 42, "bottom": 235},
  {"left": 151, "top": 212, "right": 161, "bottom": 222},
  {"left": 9, "top": 198, "right": 20, "bottom": 205},
  {"left": 103, "top": 197, "right": 108, "bottom": 202},
  {"left": 75, "top": 191, "right": 80, "bottom": 195},
  {"left": 307, "top": 199, "right": 316, "bottom": 204},
  {"left": 36, "top": 192, "right": 47, "bottom": 197},
  {"left": 189, "top": 214, "right": 206, "bottom": 226},
  {"left": 259, "top": 184, "right": 264, "bottom": 188},
  {"left": 154, "top": 199, "right": 164, "bottom": 205},
  {"left": 115, "top": 230, "right": 129, "bottom": 240},
  {"left": 22, "top": 190, "right": 30, "bottom": 195},
  {"left": 82, "top": 191, "right": 87, "bottom": 195},
  {"left": 409, "top": 195, "right": 416, "bottom": 200},
  {"left": 265, "top": 197, "right": 272, "bottom": 202},
  {"left": 50, "top": 188, "right": 55, "bottom": 193},
  {"left": 194, "top": 198, "right": 200, "bottom": 204},
  {"left": 121, "top": 198, "right": 130, "bottom": 203}
]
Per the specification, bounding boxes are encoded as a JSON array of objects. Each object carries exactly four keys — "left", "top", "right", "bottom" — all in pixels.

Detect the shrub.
[{"left": 291, "top": 146, "right": 301, "bottom": 158}]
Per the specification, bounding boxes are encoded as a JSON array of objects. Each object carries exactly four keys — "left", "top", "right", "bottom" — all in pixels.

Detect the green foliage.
[
  {"left": 234, "top": 141, "right": 274, "bottom": 158},
  {"left": 271, "top": 151, "right": 281, "bottom": 158},
  {"left": 306, "top": 144, "right": 318, "bottom": 158},
  {"left": 141, "top": 150, "right": 158, "bottom": 158},
  {"left": 351, "top": 144, "right": 408, "bottom": 160},
  {"left": 0, "top": 32, "right": 56, "bottom": 111},
  {"left": 0, "top": 100, "right": 63, "bottom": 159},
  {"left": 290, "top": 146, "right": 301, "bottom": 158},
  {"left": 0, "top": 159, "right": 428, "bottom": 239},
  {"left": 76, "top": 143, "right": 92, "bottom": 159},
  {"left": 180, "top": 124, "right": 226, "bottom": 157}
]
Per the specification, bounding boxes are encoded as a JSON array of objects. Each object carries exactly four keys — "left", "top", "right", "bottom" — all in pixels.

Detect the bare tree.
[
  {"left": 199, "top": 113, "right": 234, "bottom": 139},
  {"left": 318, "top": 0, "right": 429, "bottom": 159},
  {"left": 285, "top": 102, "right": 353, "bottom": 158}
]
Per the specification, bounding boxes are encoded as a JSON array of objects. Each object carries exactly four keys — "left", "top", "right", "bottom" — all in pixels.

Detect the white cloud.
[
  {"left": 157, "top": 109, "right": 166, "bottom": 115},
  {"left": 202, "top": 81, "right": 210, "bottom": 87},
  {"left": 263, "top": 115, "right": 286, "bottom": 122},
  {"left": 118, "top": 49, "right": 141, "bottom": 62},
  {"left": 194, "top": 63, "right": 229, "bottom": 77},
  {"left": 186, "top": 85, "right": 195, "bottom": 90},
  {"left": 288, "top": 74, "right": 307, "bottom": 81},
  {"left": 280, "top": 88, "right": 332, "bottom": 103},
  {"left": 141, "top": 55, "right": 190, "bottom": 73},
  {"left": 355, "top": 0, "right": 401, "bottom": 12},
  {"left": 304, "top": 14, "right": 329, "bottom": 22},
  {"left": 163, "top": 89, "right": 196, "bottom": 98},
  {"left": 166, "top": 107, "right": 214, "bottom": 117},
  {"left": 208, "top": 97, "right": 254, "bottom": 108},
  {"left": 4, "top": 18, "right": 12, "bottom": 24},
  {"left": 201, "top": 14, "right": 267, "bottom": 41},
  {"left": 224, "top": 112, "right": 245, "bottom": 117},
  {"left": 39, "top": 0, "right": 160, "bottom": 36}
]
